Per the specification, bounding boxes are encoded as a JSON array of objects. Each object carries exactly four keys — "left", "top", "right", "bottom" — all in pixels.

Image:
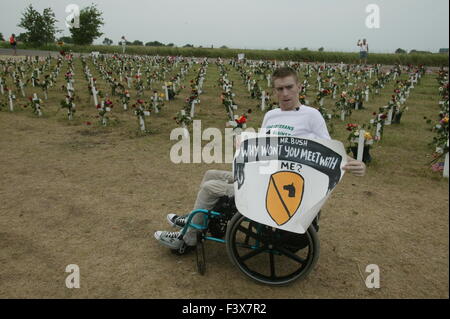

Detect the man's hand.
[{"left": 343, "top": 156, "right": 366, "bottom": 176}]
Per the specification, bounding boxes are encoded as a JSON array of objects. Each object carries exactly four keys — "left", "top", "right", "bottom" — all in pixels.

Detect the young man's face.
[{"left": 273, "top": 75, "right": 301, "bottom": 111}]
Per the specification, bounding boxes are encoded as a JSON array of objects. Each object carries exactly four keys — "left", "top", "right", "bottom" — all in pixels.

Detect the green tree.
[
  {"left": 132, "top": 40, "right": 143, "bottom": 46},
  {"left": 102, "top": 37, "right": 113, "bottom": 45},
  {"left": 220, "top": 45, "right": 228, "bottom": 49},
  {"left": 145, "top": 41, "right": 164, "bottom": 47},
  {"left": 58, "top": 36, "right": 73, "bottom": 44},
  {"left": 167, "top": 43, "right": 174, "bottom": 47},
  {"left": 183, "top": 44, "right": 194, "bottom": 48},
  {"left": 70, "top": 5, "right": 104, "bottom": 45},
  {"left": 318, "top": 47, "right": 324, "bottom": 52},
  {"left": 395, "top": 48, "right": 407, "bottom": 54},
  {"left": 0, "top": 33, "right": 4, "bottom": 41},
  {"left": 16, "top": 33, "right": 28, "bottom": 42},
  {"left": 18, "top": 5, "right": 59, "bottom": 45}
]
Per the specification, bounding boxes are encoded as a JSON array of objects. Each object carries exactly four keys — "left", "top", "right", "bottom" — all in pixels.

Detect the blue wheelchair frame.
[{"left": 179, "top": 209, "right": 227, "bottom": 244}]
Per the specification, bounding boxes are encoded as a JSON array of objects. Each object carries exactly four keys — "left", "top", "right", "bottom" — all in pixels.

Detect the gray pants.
[{"left": 183, "top": 170, "right": 234, "bottom": 246}]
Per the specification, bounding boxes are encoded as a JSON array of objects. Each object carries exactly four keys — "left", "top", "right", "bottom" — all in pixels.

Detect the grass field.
[{"left": 0, "top": 53, "right": 448, "bottom": 298}]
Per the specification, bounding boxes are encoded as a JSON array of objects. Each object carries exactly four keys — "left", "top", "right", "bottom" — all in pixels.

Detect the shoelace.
[
  {"left": 165, "top": 231, "right": 181, "bottom": 239},
  {"left": 175, "top": 216, "right": 187, "bottom": 225}
]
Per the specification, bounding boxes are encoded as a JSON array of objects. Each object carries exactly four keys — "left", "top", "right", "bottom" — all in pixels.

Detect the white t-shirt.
[
  {"left": 261, "top": 105, "right": 331, "bottom": 140},
  {"left": 359, "top": 42, "right": 369, "bottom": 52}
]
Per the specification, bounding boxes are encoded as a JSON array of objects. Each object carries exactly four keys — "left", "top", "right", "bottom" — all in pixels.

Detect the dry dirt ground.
[{"left": 0, "top": 53, "right": 448, "bottom": 299}]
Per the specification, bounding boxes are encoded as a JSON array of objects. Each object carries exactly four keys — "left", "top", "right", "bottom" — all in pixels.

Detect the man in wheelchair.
[{"left": 154, "top": 67, "right": 366, "bottom": 251}]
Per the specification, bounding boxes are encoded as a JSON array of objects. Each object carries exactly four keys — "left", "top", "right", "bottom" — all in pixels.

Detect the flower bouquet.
[
  {"left": 370, "top": 110, "right": 388, "bottom": 140},
  {"left": 346, "top": 123, "right": 374, "bottom": 163},
  {"left": 118, "top": 89, "right": 131, "bottom": 110},
  {"left": 25, "top": 95, "right": 43, "bottom": 117},
  {"left": 174, "top": 109, "right": 193, "bottom": 128},
  {"left": 427, "top": 115, "right": 449, "bottom": 162},
  {"left": 334, "top": 91, "right": 352, "bottom": 120},
  {"left": 227, "top": 109, "right": 252, "bottom": 135},
  {"left": 151, "top": 91, "right": 165, "bottom": 113},
  {"left": 315, "top": 88, "right": 331, "bottom": 106},
  {"left": 97, "top": 98, "right": 113, "bottom": 126}
]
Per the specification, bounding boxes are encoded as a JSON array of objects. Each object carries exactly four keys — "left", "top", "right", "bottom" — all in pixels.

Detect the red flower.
[
  {"left": 236, "top": 115, "right": 247, "bottom": 124},
  {"left": 380, "top": 114, "right": 387, "bottom": 119},
  {"left": 86, "top": 121, "right": 92, "bottom": 125},
  {"left": 96, "top": 104, "right": 101, "bottom": 109}
]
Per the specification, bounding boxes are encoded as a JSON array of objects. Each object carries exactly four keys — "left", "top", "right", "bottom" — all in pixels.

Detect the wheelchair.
[{"left": 172, "top": 196, "right": 320, "bottom": 286}]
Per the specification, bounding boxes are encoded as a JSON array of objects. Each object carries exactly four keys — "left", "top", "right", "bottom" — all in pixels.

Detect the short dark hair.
[{"left": 272, "top": 67, "right": 298, "bottom": 84}]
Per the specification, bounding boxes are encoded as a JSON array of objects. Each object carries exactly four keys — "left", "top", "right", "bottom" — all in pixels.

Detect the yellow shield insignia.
[{"left": 265, "top": 171, "right": 304, "bottom": 226}]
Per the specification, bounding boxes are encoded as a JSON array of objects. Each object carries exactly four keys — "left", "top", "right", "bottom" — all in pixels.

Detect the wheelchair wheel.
[{"left": 225, "top": 212, "right": 319, "bottom": 286}]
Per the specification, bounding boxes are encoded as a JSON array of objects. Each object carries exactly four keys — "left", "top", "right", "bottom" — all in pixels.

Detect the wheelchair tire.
[{"left": 225, "top": 212, "right": 319, "bottom": 286}]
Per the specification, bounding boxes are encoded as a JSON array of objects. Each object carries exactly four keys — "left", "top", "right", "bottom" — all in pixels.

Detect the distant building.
[{"left": 439, "top": 48, "right": 449, "bottom": 54}]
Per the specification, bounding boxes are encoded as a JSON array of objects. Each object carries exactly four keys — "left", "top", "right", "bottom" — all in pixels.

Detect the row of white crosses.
[
  {"left": 384, "top": 70, "right": 419, "bottom": 126},
  {"left": 354, "top": 67, "right": 420, "bottom": 158},
  {"left": 218, "top": 63, "right": 238, "bottom": 120},
  {"left": 190, "top": 61, "right": 208, "bottom": 118}
]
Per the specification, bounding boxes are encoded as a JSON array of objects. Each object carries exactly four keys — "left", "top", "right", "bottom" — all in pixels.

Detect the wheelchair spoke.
[
  {"left": 274, "top": 245, "right": 307, "bottom": 264},
  {"left": 236, "top": 225, "right": 267, "bottom": 243},
  {"left": 240, "top": 245, "right": 268, "bottom": 261},
  {"left": 244, "top": 223, "right": 253, "bottom": 246},
  {"left": 269, "top": 251, "right": 276, "bottom": 278}
]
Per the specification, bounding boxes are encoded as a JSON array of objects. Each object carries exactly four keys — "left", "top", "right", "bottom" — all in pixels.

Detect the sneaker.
[
  {"left": 167, "top": 214, "right": 187, "bottom": 228},
  {"left": 154, "top": 230, "right": 184, "bottom": 249}
]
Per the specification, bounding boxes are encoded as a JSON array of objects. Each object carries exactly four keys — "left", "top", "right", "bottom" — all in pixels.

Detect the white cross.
[
  {"left": 33, "top": 93, "right": 42, "bottom": 117},
  {"left": 153, "top": 93, "right": 159, "bottom": 113},
  {"left": 8, "top": 90, "right": 14, "bottom": 111},
  {"left": 261, "top": 91, "right": 266, "bottom": 111},
  {"left": 375, "top": 115, "right": 383, "bottom": 140},
  {"left": 357, "top": 130, "right": 365, "bottom": 162}
]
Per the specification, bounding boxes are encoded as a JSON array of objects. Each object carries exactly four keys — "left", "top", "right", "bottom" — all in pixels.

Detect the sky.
[{"left": 0, "top": 0, "right": 448, "bottom": 53}]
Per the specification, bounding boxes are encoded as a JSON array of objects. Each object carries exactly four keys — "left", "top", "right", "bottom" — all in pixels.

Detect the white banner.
[{"left": 233, "top": 133, "right": 347, "bottom": 234}]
